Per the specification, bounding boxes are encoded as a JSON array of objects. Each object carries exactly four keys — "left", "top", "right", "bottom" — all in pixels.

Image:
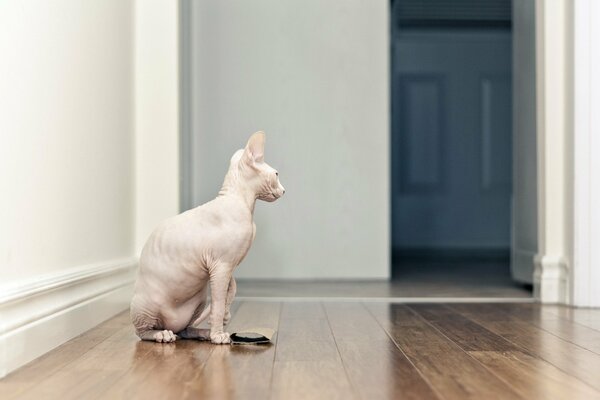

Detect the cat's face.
[{"left": 234, "top": 132, "right": 285, "bottom": 202}]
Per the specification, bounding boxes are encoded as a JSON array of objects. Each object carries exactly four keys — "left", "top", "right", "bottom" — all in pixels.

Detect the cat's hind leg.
[
  {"left": 130, "top": 302, "right": 177, "bottom": 343},
  {"left": 138, "top": 329, "right": 177, "bottom": 343}
]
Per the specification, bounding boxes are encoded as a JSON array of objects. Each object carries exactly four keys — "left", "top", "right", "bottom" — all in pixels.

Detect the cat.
[{"left": 130, "top": 131, "right": 284, "bottom": 344}]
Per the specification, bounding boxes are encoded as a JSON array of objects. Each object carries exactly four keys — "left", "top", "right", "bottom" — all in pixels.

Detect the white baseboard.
[
  {"left": 533, "top": 254, "right": 568, "bottom": 304},
  {"left": 0, "top": 258, "right": 137, "bottom": 378}
]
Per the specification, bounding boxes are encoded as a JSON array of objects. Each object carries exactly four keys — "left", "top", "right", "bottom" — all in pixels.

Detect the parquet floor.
[{"left": 2, "top": 302, "right": 600, "bottom": 399}]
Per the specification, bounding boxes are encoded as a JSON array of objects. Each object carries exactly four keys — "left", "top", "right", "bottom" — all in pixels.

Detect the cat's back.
[{"left": 141, "top": 196, "right": 253, "bottom": 263}]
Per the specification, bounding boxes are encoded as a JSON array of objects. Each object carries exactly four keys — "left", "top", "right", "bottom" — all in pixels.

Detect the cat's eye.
[{"left": 275, "top": 172, "right": 279, "bottom": 176}]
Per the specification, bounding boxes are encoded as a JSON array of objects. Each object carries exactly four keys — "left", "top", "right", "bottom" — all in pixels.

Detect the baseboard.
[
  {"left": 533, "top": 254, "right": 568, "bottom": 304},
  {"left": 0, "top": 258, "right": 137, "bottom": 378}
]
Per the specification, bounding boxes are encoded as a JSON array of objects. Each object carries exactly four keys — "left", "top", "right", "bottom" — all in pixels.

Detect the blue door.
[{"left": 392, "top": 29, "right": 513, "bottom": 262}]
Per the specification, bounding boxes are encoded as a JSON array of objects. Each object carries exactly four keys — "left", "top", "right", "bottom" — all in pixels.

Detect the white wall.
[
  {"left": 0, "top": 0, "right": 181, "bottom": 376},
  {"left": 0, "top": 0, "right": 135, "bottom": 286},
  {"left": 134, "top": 0, "right": 180, "bottom": 252},
  {"left": 188, "top": 0, "right": 390, "bottom": 279},
  {"left": 0, "top": 0, "right": 137, "bottom": 376}
]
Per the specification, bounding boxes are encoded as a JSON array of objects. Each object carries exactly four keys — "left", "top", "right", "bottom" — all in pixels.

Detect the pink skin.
[{"left": 130, "top": 132, "right": 285, "bottom": 344}]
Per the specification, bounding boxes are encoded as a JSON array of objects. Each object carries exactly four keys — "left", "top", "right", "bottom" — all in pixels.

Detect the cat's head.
[{"left": 231, "top": 131, "right": 285, "bottom": 202}]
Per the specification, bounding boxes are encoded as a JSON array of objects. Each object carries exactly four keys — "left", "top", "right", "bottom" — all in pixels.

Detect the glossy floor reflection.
[
  {"left": 237, "top": 261, "right": 532, "bottom": 299},
  {"left": 2, "top": 302, "right": 600, "bottom": 399}
]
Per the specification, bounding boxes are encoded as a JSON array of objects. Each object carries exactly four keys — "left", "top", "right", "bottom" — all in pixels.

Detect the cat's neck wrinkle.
[{"left": 218, "top": 171, "right": 257, "bottom": 214}]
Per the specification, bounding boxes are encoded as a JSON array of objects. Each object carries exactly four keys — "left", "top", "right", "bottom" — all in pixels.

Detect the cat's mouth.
[
  {"left": 259, "top": 188, "right": 284, "bottom": 202},
  {"left": 261, "top": 191, "right": 278, "bottom": 202}
]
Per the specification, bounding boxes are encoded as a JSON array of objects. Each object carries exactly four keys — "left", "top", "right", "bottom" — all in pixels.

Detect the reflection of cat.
[{"left": 130, "top": 132, "right": 284, "bottom": 344}]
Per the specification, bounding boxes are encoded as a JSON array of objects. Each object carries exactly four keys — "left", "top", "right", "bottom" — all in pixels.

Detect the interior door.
[
  {"left": 510, "top": 0, "right": 537, "bottom": 284},
  {"left": 392, "top": 29, "right": 513, "bottom": 257}
]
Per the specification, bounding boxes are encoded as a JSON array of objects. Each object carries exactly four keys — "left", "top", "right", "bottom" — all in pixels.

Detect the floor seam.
[
  {"left": 322, "top": 302, "right": 361, "bottom": 400},
  {"left": 267, "top": 301, "right": 283, "bottom": 400},
  {"left": 362, "top": 302, "right": 447, "bottom": 400}
]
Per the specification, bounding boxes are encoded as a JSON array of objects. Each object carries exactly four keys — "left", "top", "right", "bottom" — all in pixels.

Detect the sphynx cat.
[{"left": 130, "top": 132, "right": 285, "bottom": 344}]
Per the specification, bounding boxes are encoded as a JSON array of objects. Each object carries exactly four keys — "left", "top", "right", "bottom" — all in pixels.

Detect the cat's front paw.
[{"left": 210, "top": 331, "right": 231, "bottom": 344}]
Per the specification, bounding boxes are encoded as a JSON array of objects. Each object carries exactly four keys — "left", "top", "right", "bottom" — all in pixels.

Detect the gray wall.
[{"left": 187, "top": 0, "right": 390, "bottom": 279}]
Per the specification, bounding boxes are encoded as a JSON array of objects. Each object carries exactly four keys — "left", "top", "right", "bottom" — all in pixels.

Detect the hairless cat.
[{"left": 130, "top": 132, "right": 285, "bottom": 344}]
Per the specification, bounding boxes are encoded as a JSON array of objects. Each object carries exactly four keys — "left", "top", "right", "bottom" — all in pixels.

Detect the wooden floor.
[{"left": 3, "top": 302, "right": 600, "bottom": 400}]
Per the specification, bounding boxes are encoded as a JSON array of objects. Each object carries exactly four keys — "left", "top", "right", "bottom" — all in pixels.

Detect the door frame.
[
  {"left": 534, "top": 0, "right": 600, "bottom": 306},
  {"left": 570, "top": 0, "right": 600, "bottom": 307}
]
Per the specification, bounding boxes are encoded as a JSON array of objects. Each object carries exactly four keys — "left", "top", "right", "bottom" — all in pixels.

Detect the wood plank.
[
  {"left": 275, "top": 336, "right": 341, "bottom": 362},
  {"left": 544, "top": 305, "right": 600, "bottom": 332},
  {"left": 415, "top": 304, "right": 600, "bottom": 399},
  {"left": 16, "top": 323, "right": 152, "bottom": 400},
  {"left": 277, "top": 316, "right": 333, "bottom": 341},
  {"left": 275, "top": 302, "right": 340, "bottom": 362},
  {"left": 279, "top": 302, "right": 328, "bottom": 320},
  {"left": 532, "top": 318, "right": 600, "bottom": 355},
  {"left": 367, "top": 303, "right": 525, "bottom": 400},
  {"left": 409, "top": 304, "right": 520, "bottom": 351},
  {"left": 18, "top": 369, "right": 123, "bottom": 400},
  {"left": 324, "top": 302, "right": 441, "bottom": 400},
  {"left": 0, "top": 311, "right": 130, "bottom": 399},
  {"left": 15, "top": 303, "right": 243, "bottom": 400},
  {"left": 469, "top": 350, "right": 600, "bottom": 400},
  {"left": 323, "top": 302, "right": 390, "bottom": 342},
  {"left": 182, "top": 301, "right": 281, "bottom": 400},
  {"left": 94, "top": 338, "right": 214, "bottom": 400},
  {"left": 488, "top": 303, "right": 600, "bottom": 355},
  {"left": 272, "top": 301, "right": 354, "bottom": 399},
  {"left": 271, "top": 361, "right": 356, "bottom": 400},
  {"left": 450, "top": 303, "right": 600, "bottom": 391},
  {"left": 96, "top": 302, "right": 245, "bottom": 400}
]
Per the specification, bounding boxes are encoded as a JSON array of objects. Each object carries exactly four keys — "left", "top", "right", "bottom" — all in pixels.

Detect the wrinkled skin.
[{"left": 130, "top": 132, "right": 285, "bottom": 344}]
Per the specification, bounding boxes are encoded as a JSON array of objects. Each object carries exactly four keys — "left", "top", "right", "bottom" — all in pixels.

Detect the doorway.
[{"left": 390, "top": 0, "right": 532, "bottom": 296}]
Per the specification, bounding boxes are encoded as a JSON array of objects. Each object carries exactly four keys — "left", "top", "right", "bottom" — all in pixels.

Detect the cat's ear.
[{"left": 243, "top": 131, "right": 265, "bottom": 164}]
